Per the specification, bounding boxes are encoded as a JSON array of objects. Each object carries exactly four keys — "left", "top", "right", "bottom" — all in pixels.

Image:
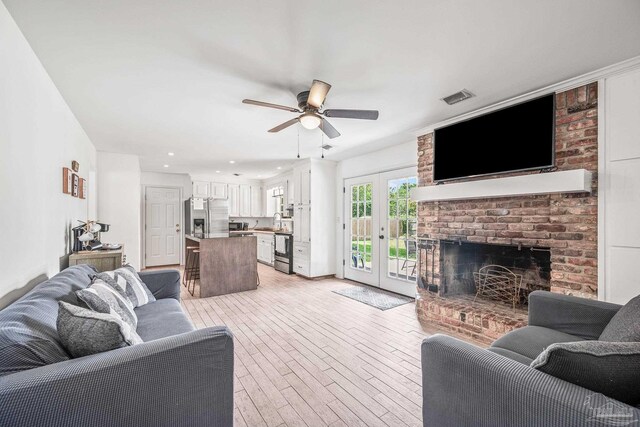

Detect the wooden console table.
[{"left": 69, "top": 248, "right": 123, "bottom": 272}]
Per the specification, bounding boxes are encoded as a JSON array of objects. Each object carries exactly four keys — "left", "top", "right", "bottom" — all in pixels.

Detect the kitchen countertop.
[
  {"left": 229, "top": 230, "right": 292, "bottom": 235},
  {"left": 186, "top": 233, "right": 233, "bottom": 242}
]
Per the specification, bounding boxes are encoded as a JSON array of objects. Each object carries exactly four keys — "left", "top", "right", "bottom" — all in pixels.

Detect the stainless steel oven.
[{"left": 274, "top": 232, "right": 293, "bottom": 274}]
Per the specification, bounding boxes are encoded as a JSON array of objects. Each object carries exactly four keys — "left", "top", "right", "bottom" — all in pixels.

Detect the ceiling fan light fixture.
[{"left": 299, "top": 112, "right": 321, "bottom": 130}]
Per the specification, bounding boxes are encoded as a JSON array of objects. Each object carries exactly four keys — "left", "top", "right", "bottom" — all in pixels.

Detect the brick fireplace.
[{"left": 415, "top": 83, "right": 598, "bottom": 343}]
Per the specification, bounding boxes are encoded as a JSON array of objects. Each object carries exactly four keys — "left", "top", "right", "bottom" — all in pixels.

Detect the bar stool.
[
  {"left": 186, "top": 249, "right": 200, "bottom": 296},
  {"left": 183, "top": 246, "right": 198, "bottom": 287}
]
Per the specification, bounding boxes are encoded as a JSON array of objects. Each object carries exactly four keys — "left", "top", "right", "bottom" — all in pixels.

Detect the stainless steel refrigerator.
[{"left": 184, "top": 197, "right": 229, "bottom": 237}]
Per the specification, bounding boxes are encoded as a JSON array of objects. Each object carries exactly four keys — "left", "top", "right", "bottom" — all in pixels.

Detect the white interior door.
[
  {"left": 145, "top": 187, "right": 181, "bottom": 267},
  {"left": 343, "top": 167, "right": 418, "bottom": 297},
  {"left": 344, "top": 175, "right": 379, "bottom": 286}
]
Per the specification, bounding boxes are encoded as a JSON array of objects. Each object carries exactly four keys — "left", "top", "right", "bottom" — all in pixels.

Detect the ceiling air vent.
[
  {"left": 321, "top": 144, "right": 333, "bottom": 150},
  {"left": 441, "top": 89, "right": 474, "bottom": 105}
]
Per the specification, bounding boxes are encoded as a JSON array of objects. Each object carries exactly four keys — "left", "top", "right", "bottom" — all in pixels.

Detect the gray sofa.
[
  {"left": 0, "top": 265, "right": 234, "bottom": 427},
  {"left": 421, "top": 290, "right": 640, "bottom": 427}
]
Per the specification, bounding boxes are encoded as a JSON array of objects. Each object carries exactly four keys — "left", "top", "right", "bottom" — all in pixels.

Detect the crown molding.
[{"left": 413, "top": 55, "right": 640, "bottom": 136}]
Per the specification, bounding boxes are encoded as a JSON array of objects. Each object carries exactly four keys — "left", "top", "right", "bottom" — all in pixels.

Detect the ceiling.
[{"left": 4, "top": 0, "right": 640, "bottom": 178}]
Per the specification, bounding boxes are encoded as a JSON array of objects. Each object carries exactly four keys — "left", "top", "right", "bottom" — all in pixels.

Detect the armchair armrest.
[
  {"left": 0, "top": 327, "right": 233, "bottom": 427},
  {"left": 138, "top": 269, "right": 181, "bottom": 300},
  {"left": 528, "top": 291, "right": 621, "bottom": 340},
  {"left": 421, "top": 334, "right": 640, "bottom": 427}
]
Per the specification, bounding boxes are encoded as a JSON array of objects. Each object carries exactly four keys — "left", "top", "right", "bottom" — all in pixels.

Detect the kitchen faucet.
[{"left": 273, "top": 212, "right": 282, "bottom": 231}]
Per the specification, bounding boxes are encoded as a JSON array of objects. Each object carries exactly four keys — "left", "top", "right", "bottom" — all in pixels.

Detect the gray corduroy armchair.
[{"left": 421, "top": 291, "right": 640, "bottom": 427}]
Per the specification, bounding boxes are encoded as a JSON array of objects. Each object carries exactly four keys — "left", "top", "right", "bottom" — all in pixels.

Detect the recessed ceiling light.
[
  {"left": 167, "top": 152, "right": 174, "bottom": 156},
  {"left": 229, "top": 160, "right": 235, "bottom": 164},
  {"left": 163, "top": 164, "right": 169, "bottom": 168},
  {"left": 215, "top": 170, "right": 221, "bottom": 173},
  {"left": 277, "top": 166, "right": 282, "bottom": 170}
]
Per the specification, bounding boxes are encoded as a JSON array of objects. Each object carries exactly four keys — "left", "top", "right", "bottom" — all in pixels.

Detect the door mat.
[{"left": 333, "top": 285, "right": 414, "bottom": 310}]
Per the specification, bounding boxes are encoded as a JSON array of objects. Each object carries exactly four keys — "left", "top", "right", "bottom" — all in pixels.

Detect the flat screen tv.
[{"left": 433, "top": 94, "right": 555, "bottom": 182}]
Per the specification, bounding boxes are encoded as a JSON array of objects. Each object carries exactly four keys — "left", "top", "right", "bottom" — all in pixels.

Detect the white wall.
[
  {"left": 141, "top": 172, "right": 192, "bottom": 198},
  {"left": 0, "top": 2, "right": 97, "bottom": 307},
  {"left": 334, "top": 141, "right": 417, "bottom": 278},
  {"left": 97, "top": 152, "right": 141, "bottom": 269}
]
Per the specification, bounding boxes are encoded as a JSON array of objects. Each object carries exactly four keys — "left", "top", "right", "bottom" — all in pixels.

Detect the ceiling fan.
[{"left": 242, "top": 80, "right": 379, "bottom": 139}]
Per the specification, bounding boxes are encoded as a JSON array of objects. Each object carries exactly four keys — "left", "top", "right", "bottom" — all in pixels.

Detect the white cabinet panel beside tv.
[{"left": 410, "top": 169, "right": 592, "bottom": 202}]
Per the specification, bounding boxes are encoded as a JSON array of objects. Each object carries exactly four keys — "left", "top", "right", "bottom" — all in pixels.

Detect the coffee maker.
[{"left": 72, "top": 221, "right": 110, "bottom": 252}]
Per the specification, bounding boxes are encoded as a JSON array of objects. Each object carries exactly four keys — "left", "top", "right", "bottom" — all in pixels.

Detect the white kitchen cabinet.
[
  {"left": 228, "top": 184, "right": 239, "bottom": 216},
  {"left": 256, "top": 234, "right": 274, "bottom": 265},
  {"left": 210, "top": 182, "right": 227, "bottom": 199},
  {"left": 239, "top": 185, "right": 251, "bottom": 217},
  {"left": 286, "top": 178, "right": 295, "bottom": 206},
  {"left": 192, "top": 181, "right": 209, "bottom": 198},
  {"left": 294, "top": 205, "right": 310, "bottom": 243},
  {"left": 293, "top": 166, "right": 311, "bottom": 206},
  {"left": 292, "top": 159, "right": 336, "bottom": 278},
  {"left": 250, "top": 185, "right": 263, "bottom": 217}
]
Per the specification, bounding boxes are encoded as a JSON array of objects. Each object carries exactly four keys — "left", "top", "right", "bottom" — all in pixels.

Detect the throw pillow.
[
  {"left": 97, "top": 265, "right": 155, "bottom": 307},
  {"left": 599, "top": 294, "right": 640, "bottom": 342},
  {"left": 76, "top": 278, "right": 137, "bottom": 329},
  {"left": 531, "top": 341, "right": 640, "bottom": 406},
  {"left": 57, "top": 301, "right": 143, "bottom": 358}
]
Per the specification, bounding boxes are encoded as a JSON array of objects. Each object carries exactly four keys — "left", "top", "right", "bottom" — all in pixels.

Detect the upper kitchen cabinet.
[
  {"left": 210, "top": 182, "right": 227, "bottom": 199},
  {"left": 250, "top": 185, "right": 263, "bottom": 217},
  {"left": 228, "top": 184, "right": 240, "bottom": 216},
  {"left": 293, "top": 166, "right": 311, "bottom": 205},
  {"left": 239, "top": 185, "right": 251, "bottom": 217},
  {"left": 192, "top": 181, "right": 209, "bottom": 198}
]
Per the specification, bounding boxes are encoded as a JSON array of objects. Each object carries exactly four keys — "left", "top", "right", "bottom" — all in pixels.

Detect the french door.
[{"left": 344, "top": 167, "right": 418, "bottom": 297}]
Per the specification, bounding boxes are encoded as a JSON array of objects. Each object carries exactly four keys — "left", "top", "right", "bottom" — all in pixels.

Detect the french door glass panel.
[
  {"left": 344, "top": 175, "right": 379, "bottom": 286},
  {"left": 381, "top": 174, "right": 418, "bottom": 292}
]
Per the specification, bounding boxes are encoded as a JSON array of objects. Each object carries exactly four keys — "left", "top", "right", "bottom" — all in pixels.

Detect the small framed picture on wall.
[
  {"left": 71, "top": 173, "right": 79, "bottom": 197},
  {"left": 63, "top": 168, "right": 72, "bottom": 194},
  {"left": 79, "top": 178, "right": 87, "bottom": 199}
]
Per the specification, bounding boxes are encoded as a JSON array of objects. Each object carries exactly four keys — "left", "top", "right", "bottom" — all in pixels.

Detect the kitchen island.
[{"left": 185, "top": 234, "right": 257, "bottom": 297}]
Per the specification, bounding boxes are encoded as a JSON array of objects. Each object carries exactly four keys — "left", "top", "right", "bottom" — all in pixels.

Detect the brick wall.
[{"left": 417, "top": 83, "right": 598, "bottom": 298}]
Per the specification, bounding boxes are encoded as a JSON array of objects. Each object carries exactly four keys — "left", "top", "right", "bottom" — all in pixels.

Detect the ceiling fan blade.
[
  {"left": 320, "top": 118, "right": 340, "bottom": 139},
  {"left": 322, "top": 109, "right": 379, "bottom": 120},
  {"left": 307, "top": 80, "right": 331, "bottom": 108},
  {"left": 242, "top": 99, "right": 300, "bottom": 113},
  {"left": 268, "top": 118, "right": 299, "bottom": 133}
]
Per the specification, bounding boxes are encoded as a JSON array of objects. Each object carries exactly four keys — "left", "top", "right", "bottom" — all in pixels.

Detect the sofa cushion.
[
  {"left": 97, "top": 265, "right": 155, "bottom": 308},
  {"left": 135, "top": 299, "right": 195, "bottom": 341},
  {"left": 0, "top": 265, "right": 96, "bottom": 376},
  {"left": 531, "top": 341, "right": 640, "bottom": 406},
  {"left": 599, "top": 294, "right": 640, "bottom": 342},
  {"left": 490, "top": 325, "right": 585, "bottom": 360},
  {"left": 57, "top": 301, "right": 143, "bottom": 358},
  {"left": 76, "top": 279, "right": 137, "bottom": 329}
]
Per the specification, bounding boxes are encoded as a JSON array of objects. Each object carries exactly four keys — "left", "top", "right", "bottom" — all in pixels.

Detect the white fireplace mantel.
[{"left": 410, "top": 169, "right": 592, "bottom": 202}]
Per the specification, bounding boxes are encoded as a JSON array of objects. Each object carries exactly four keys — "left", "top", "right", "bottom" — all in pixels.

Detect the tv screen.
[{"left": 433, "top": 94, "right": 555, "bottom": 182}]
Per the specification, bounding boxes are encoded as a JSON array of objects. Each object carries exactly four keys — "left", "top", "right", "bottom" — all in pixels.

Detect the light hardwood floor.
[{"left": 174, "top": 263, "right": 446, "bottom": 427}]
